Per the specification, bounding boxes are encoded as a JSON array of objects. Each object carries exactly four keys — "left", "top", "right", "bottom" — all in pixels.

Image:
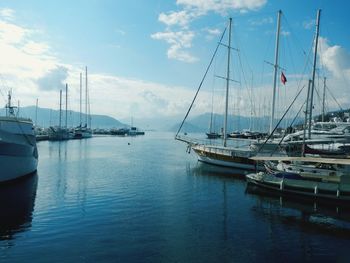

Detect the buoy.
[{"left": 128, "top": 142, "right": 130, "bottom": 145}]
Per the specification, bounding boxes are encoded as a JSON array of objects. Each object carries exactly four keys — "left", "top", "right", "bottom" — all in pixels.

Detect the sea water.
[{"left": 0, "top": 132, "right": 349, "bottom": 262}]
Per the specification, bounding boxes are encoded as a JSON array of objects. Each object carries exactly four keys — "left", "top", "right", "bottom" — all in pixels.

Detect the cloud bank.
[{"left": 152, "top": 0, "right": 267, "bottom": 63}]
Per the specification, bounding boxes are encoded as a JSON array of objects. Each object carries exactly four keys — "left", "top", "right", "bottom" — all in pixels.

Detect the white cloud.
[
  {"left": 153, "top": 0, "right": 267, "bottom": 63},
  {"left": 0, "top": 8, "right": 15, "bottom": 21},
  {"left": 158, "top": 10, "right": 194, "bottom": 28},
  {"left": 249, "top": 16, "right": 273, "bottom": 26},
  {"left": 318, "top": 37, "right": 350, "bottom": 79},
  {"left": 86, "top": 74, "right": 209, "bottom": 119},
  {"left": 115, "top": 28, "right": 126, "bottom": 35},
  {"left": 151, "top": 30, "right": 198, "bottom": 62},
  {"left": 303, "top": 19, "right": 315, "bottom": 30},
  {"left": 176, "top": 0, "right": 267, "bottom": 14},
  {"left": 281, "top": 30, "right": 290, "bottom": 37}
]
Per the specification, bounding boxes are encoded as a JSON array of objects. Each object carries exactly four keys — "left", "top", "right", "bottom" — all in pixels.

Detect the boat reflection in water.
[
  {"left": 0, "top": 173, "right": 38, "bottom": 241},
  {"left": 246, "top": 184, "right": 350, "bottom": 237}
]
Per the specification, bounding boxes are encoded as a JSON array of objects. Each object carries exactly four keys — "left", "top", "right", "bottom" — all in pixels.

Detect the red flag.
[{"left": 281, "top": 71, "right": 287, "bottom": 85}]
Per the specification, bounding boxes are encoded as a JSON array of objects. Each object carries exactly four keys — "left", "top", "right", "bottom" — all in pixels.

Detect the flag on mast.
[{"left": 281, "top": 71, "right": 287, "bottom": 85}]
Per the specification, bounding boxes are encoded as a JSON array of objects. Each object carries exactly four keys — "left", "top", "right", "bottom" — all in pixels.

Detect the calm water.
[{"left": 1, "top": 132, "right": 350, "bottom": 262}]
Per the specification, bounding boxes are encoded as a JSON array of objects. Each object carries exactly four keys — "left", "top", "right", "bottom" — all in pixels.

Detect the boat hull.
[
  {"left": 0, "top": 117, "right": 38, "bottom": 183},
  {"left": 246, "top": 173, "right": 350, "bottom": 202},
  {"left": 0, "top": 154, "right": 38, "bottom": 183},
  {"left": 192, "top": 145, "right": 261, "bottom": 170}
]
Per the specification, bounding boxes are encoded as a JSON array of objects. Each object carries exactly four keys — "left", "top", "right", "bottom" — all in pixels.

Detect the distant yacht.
[
  {"left": 0, "top": 91, "right": 38, "bottom": 182},
  {"left": 48, "top": 89, "right": 71, "bottom": 140},
  {"left": 74, "top": 67, "right": 92, "bottom": 139}
]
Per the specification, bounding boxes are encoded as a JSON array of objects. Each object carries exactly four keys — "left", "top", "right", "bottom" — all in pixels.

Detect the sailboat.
[
  {"left": 74, "top": 67, "right": 92, "bottom": 139},
  {"left": 49, "top": 86, "right": 71, "bottom": 140},
  {"left": 176, "top": 14, "right": 285, "bottom": 170},
  {"left": 206, "top": 89, "right": 221, "bottom": 139},
  {"left": 0, "top": 91, "right": 38, "bottom": 182}
]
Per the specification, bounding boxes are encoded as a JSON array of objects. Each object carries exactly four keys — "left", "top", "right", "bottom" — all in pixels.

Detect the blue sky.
[{"left": 0, "top": 0, "right": 349, "bottom": 125}]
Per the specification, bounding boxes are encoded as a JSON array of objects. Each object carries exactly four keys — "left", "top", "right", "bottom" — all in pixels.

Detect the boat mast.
[
  {"left": 85, "top": 66, "right": 88, "bottom": 127},
  {"left": 65, "top": 83, "right": 68, "bottom": 128},
  {"left": 35, "top": 98, "right": 38, "bottom": 126},
  {"left": 80, "top": 72, "right": 82, "bottom": 126},
  {"left": 308, "top": 9, "right": 321, "bottom": 138},
  {"left": 302, "top": 79, "right": 312, "bottom": 156},
  {"left": 223, "top": 18, "right": 232, "bottom": 147},
  {"left": 59, "top": 89, "right": 62, "bottom": 129},
  {"left": 322, "top": 77, "right": 326, "bottom": 122},
  {"left": 269, "top": 10, "right": 282, "bottom": 135}
]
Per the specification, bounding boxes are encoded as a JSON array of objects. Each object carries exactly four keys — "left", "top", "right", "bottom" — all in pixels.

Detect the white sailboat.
[
  {"left": 49, "top": 87, "right": 71, "bottom": 140},
  {"left": 74, "top": 66, "right": 92, "bottom": 139},
  {"left": 0, "top": 91, "right": 38, "bottom": 182},
  {"left": 176, "top": 14, "right": 285, "bottom": 170}
]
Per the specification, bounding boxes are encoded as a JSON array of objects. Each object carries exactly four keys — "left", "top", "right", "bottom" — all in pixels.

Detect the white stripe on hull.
[
  {"left": 0, "top": 155, "right": 38, "bottom": 183},
  {"left": 197, "top": 155, "right": 257, "bottom": 170}
]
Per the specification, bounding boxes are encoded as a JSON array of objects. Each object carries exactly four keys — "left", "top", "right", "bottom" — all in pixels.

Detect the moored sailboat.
[
  {"left": 74, "top": 67, "right": 92, "bottom": 139},
  {"left": 176, "top": 13, "right": 285, "bottom": 170}
]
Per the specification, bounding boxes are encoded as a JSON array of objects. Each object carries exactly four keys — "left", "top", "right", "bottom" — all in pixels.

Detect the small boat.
[
  {"left": 206, "top": 132, "right": 221, "bottom": 139},
  {"left": 0, "top": 91, "right": 38, "bottom": 182},
  {"left": 110, "top": 128, "right": 129, "bottom": 136},
  {"left": 246, "top": 172, "right": 350, "bottom": 202},
  {"left": 247, "top": 156, "right": 350, "bottom": 202},
  {"left": 128, "top": 127, "right": 145, "bottom": 136}
]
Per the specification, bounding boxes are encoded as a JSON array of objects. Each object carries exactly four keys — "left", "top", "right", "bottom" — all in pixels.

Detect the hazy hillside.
[
  {"left": 170, "top": 112, "right": 303, "bottom": 133},
  {"left": 0, "top": 106, "right": 126, "bottom": 128}
]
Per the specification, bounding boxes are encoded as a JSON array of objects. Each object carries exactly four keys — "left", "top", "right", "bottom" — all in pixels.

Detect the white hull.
[
  {"left": 0, "top": 155, "right": 38, "bottom": 182},
  {"left": 192, "top": 144, "right": 263, "bottom": 171},
  {"left": 197, "top": 155, "right": 258, "bottom": 170},
  {"left": 0, "top": 117, "right": 38, "bottom": 183},
  {"left": 74, "top": 128, "right": 92, "bottom": 139},
  {"left": 246, "top": 172, "right": 350, "bottom": 201}
]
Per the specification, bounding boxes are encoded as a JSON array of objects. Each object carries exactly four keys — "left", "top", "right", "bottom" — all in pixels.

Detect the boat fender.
[{"left": 186, "top": 145, "right": 191, "bottom": 154}]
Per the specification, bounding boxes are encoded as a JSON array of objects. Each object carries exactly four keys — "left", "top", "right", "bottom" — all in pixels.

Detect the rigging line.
[
  {"left": 272, "top": 100, "right": 306, "bottom": 156},
  {"left": 238, "top": 53, "right": 257, "bottom": 119},
  {"left": 256, "top": 85, "right": 305, "bottom": 154},
  {"left": 0, "top": 74, "right": 10, "bottom": 104},
  {"left": 175, "top": 25, "right": 228, "bottom": 139},
  {"left": 282, "top": 13, "right": 308, "bottom": 60},
  {"left": 326, "top": 85, "right": 343, "bottom": 111}
]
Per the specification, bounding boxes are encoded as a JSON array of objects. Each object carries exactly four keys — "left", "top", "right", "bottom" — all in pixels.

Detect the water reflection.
[
  {"left": 0, "top": 173, "right": 38, "bottom": 241},
  {"left": 187, "top": 162, "right": 248, "bottom": 179},
  {"left": 246, "top": 185, "right": 350, "bottom": 237}
]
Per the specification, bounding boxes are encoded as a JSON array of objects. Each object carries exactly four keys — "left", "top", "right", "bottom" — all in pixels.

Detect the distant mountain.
[
  {"left": 170, "top": 112, "right": 303, "bottom": 133},
  {"left": 0, "top": 106, "right": 126, "bottom": 128}
]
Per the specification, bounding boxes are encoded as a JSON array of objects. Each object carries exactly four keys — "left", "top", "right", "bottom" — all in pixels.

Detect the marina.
[{"left": 1, "top": 1, "right": 350, "bottom": 262}]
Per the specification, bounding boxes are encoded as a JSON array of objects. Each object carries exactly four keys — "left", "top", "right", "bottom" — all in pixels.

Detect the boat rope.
[
  {"left": 270, "top": 100, "right": 306, "bottom": 156},
  {"left": 175, "top": 24, "right": 228, "bottom": 139},
  {"left": 256, "top": 85, "right": 305, "bottom": 154}
]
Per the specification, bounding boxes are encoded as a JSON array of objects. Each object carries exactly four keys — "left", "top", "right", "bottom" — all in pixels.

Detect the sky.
[{"left": 0, "top": 0, "right": 349, "bottom": 126}]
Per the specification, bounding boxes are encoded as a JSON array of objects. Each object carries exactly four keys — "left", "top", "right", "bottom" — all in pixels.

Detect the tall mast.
[
  {"left": 223, "top": 18, "right": 232, "bottom": 147},
  {"left": 322, "top": 77, "right": 326, "bottom": 122},
  {"left": 35, "top": 98, "right": 38, "bottom": 126},
  {"left": 302, "top": 79, "right": 312, "bottom": 156},
  {"left": 85, "top": 66, "right": 88, "bottom": 126},
  {"left": 308, "top": 9, "right": 321, "bottom": 138},
  {"left": 80, "top": 72, "right": 82, "bottom": 126},
  {"left": 59, "top": 89, "right": 62, "bottom": 129},
  {"left": 65, "top": 83, "right": 68, "bottom": 128},
  {"left": 269, "top": 10, "right": 282, "bottom": 135}
]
